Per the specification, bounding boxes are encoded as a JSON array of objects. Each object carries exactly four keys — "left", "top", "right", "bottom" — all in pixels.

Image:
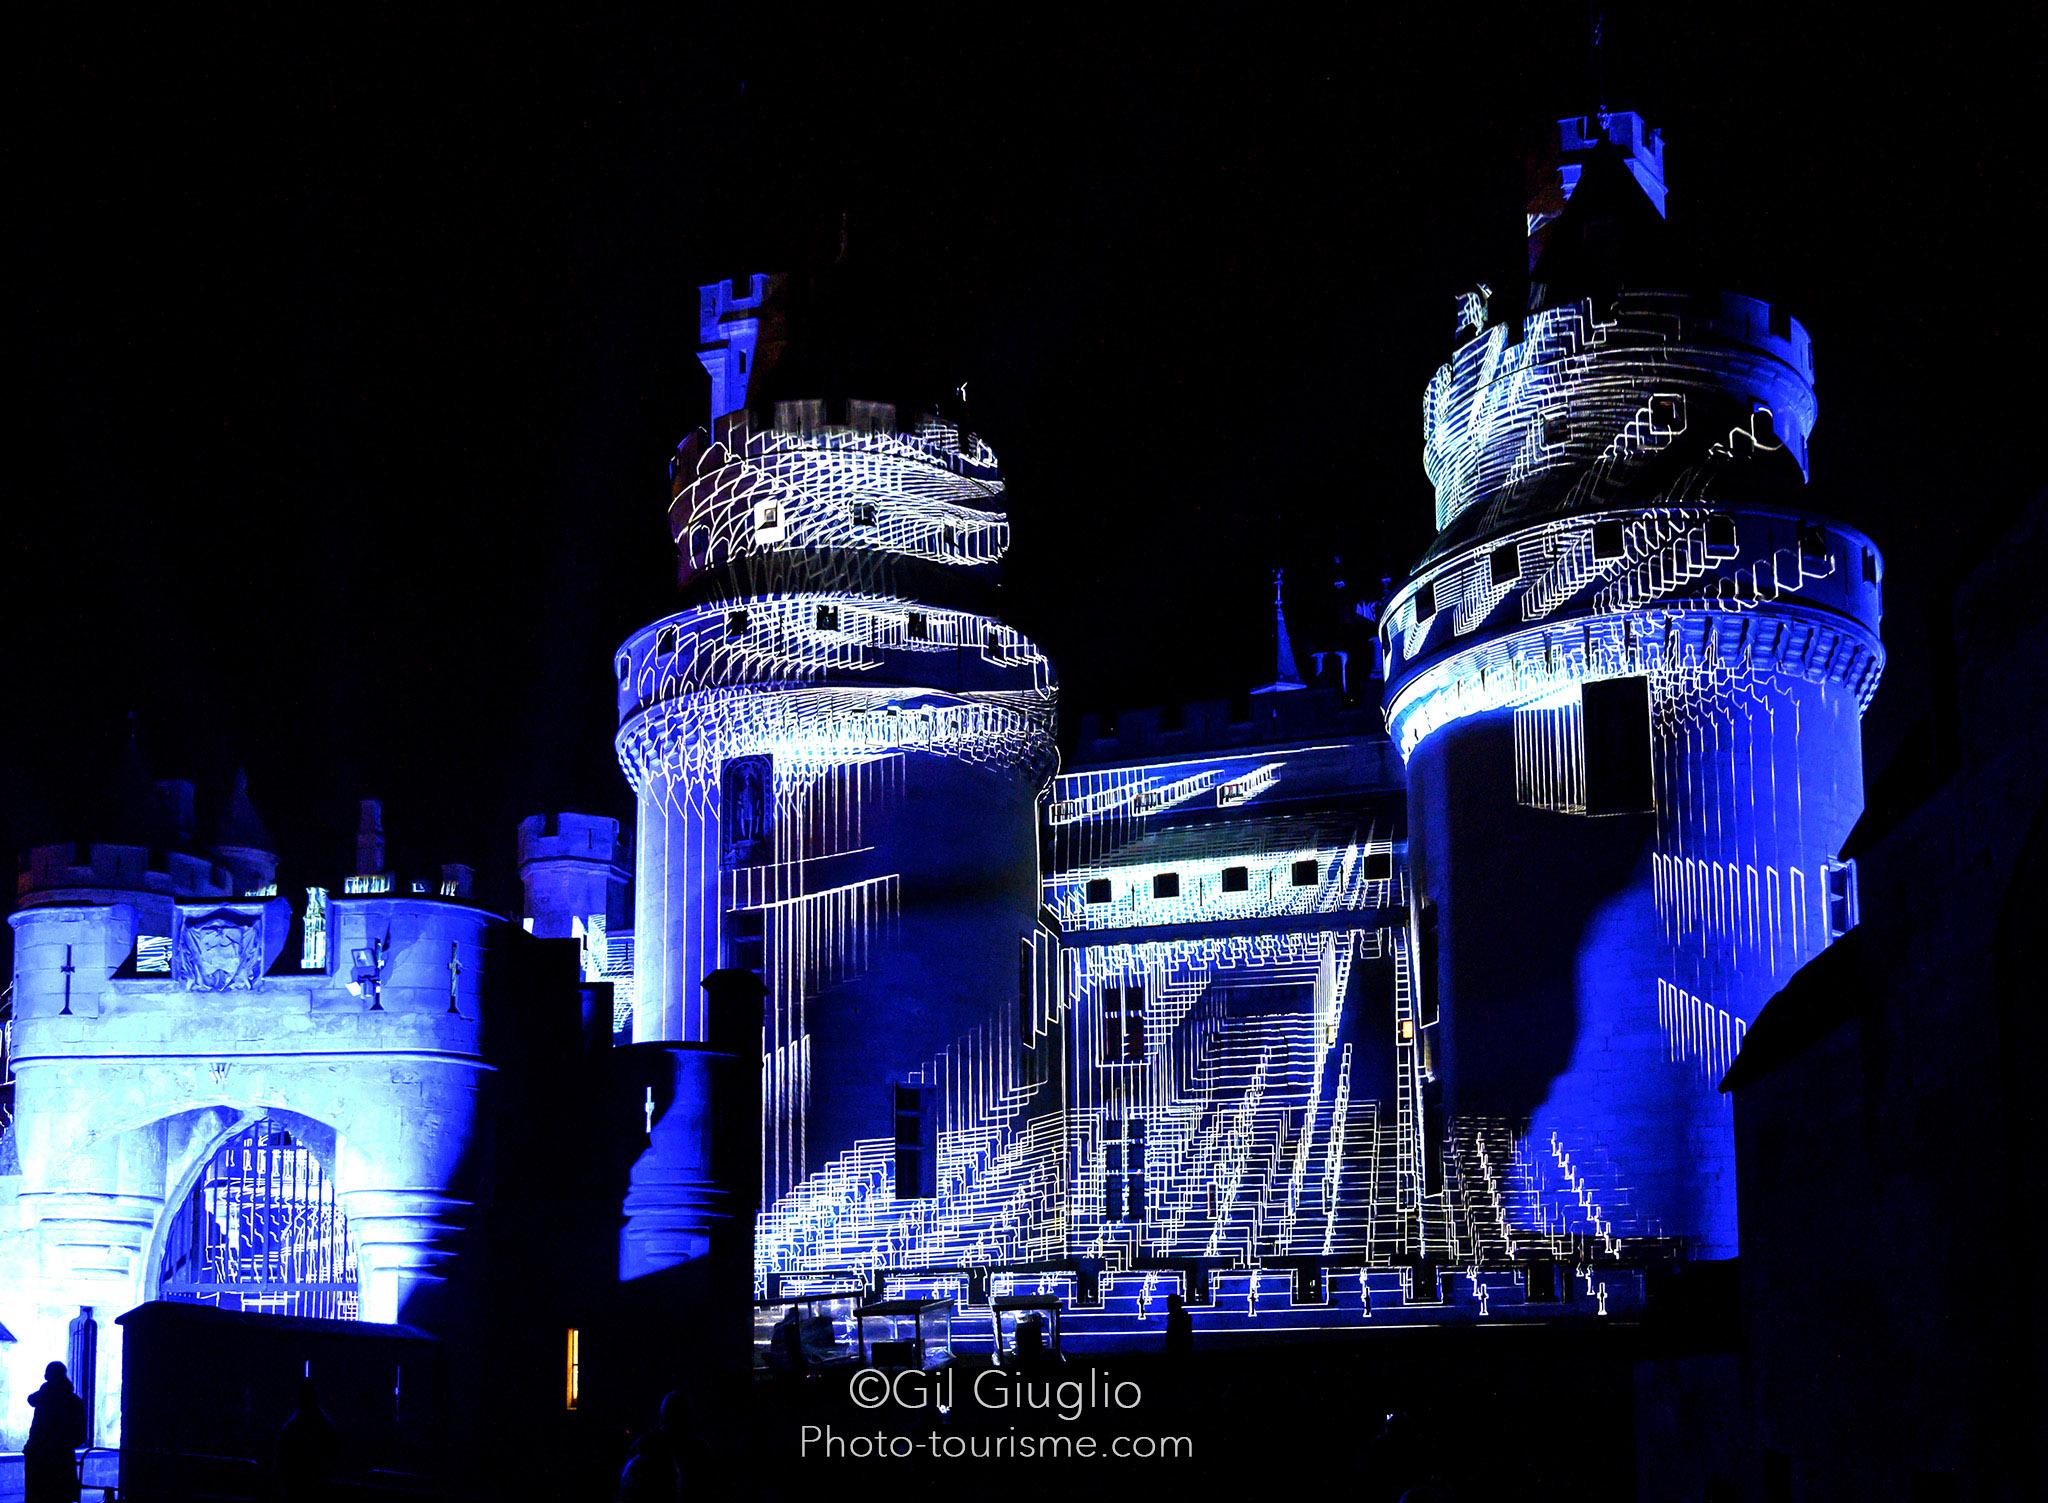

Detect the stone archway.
[{"left": 151, "top": 1113, "right": 360, "bottom": 1320}]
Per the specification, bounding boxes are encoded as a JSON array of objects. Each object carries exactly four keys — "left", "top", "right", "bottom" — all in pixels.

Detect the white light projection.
[
  {"left": 1422, "top": 290, "right": 1815, "bottom": 536},
  {"left": 623, "top": 289, "right": 1060, "bottom": 1265},
  {"left": 1383, "top": 113, "right": 1885, "bottom": 1257},
  {"left": 1040, "top": 740, "right": 1436, "bottom": 1272},
  {"left": 672, "top": 417, "right": 1012, "bottom": 579}
]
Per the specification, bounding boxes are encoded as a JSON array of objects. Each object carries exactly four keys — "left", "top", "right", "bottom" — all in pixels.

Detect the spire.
[
  {"left": 1252, "top": 569, "right": 1307, "bottom": 696},
  {"left": 1525, "top": 113, "right": 1673, "bottom": 312},
  {"left": 1588, "top": 5, "right": 1609, "bottom": 117},
  {"left": 105, "top": 712, "right": 169, "bottom": 843},
  {"left": 211, "top": 769, "right": 275, "bottom": 854},
  {"left": 1525, "top": 109, "right": 1668, "bottom": 279},
  {"left": 209, "top": 768, "right": 279, "bottom": 895}
]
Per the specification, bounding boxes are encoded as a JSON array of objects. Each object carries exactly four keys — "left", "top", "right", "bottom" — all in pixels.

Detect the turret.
[
  {"left": 517, "top": 812, "right": 631, "bottom": 944},
  {"left": 616, "top": 267, "right": 1056, "bottom": 1213},
  {"left": 1382, "top": 110, "right": 1882, "bottom": 1257}
]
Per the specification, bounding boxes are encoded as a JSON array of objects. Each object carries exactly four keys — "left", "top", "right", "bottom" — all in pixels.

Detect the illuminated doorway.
[{"left": 158, "top": 1117, "right": 358, "bottom": 1319}]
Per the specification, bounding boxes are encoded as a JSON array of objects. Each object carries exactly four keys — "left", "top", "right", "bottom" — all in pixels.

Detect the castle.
[{"left": 0, "top": 108, "right": 1880, "bottom": 1464}]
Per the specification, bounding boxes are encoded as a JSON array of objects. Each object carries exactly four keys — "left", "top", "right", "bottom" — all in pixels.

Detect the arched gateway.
[
  {"left": 0, "top": 853, "right": 497, "bottom": 1449},
  {"left": 156, "top": 1117, "right": 359, "bottom": 1321}
]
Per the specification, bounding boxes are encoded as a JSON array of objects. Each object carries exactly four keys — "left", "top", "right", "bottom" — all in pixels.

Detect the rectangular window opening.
[
  {"left": 1705, "top": 514, "right": 1738, "bottom": 558},
  {"left": 1490, "top": 542, "right": 1521, "bottom": 587},
  {"left": 1581, "top": 675, "right": 1655, "bottom": 815}
]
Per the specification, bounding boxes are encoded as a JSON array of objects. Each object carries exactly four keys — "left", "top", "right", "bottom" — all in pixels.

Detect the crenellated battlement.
[{"left": 517, "top": 811, "right": 628, "bottom": 870}]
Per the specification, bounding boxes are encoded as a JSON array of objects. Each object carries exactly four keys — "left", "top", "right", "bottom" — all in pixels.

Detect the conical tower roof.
[
  {"left": 210, "top": 768, "right": 275, "bottom": 855},
  {"left": 1527, "top": 137, "right": 1678, "bottom": 315}
]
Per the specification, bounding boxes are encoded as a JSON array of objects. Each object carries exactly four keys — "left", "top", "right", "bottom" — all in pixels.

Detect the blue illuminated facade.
[
  {"left": 616, "top": 274, "right": 1059, "bottom": 1230},
  {"left": 0, "top": 106, "right": 1884, "bottom": 1455},
  {"left": 0, "top": 794, "right": 502, "bottom": 1448},
  {"left": 1383, "top": 111, "right": 1882, "bottom": 1257}
]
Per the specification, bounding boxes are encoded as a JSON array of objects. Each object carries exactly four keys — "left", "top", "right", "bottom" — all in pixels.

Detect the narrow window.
[
  {"left": 565, "top": 1329, "right": 581, "bottom": 1411},
  {"left": 1108, "top": 1117, "right": 1147, "bottom": 1221},
  {"left": 1415, "top": 582, "right": 1437, "bottom": 621},
  {"left": 1823, "top": 860, "right": 1859, "bottom": 938},
  {"left": 725, "top": 610, "right": 748, "bottom": 639},
  {"left": 655, "top": 625, "right": 678, "bottom": 655},
  {"left": 1105, "top": 984, "right": 1147, "bottom": 1064},
  {"left": 1019, "top": 938, "right": 1035, "bottom": 1043},
  {"left": 894, "top": 1084, "right": 936, "bottom": 1199}
]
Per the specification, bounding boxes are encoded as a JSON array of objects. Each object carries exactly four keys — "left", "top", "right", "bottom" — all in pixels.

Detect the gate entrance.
[{"left": 158, "top": 1117, "right": 358, "bottom": 1319}]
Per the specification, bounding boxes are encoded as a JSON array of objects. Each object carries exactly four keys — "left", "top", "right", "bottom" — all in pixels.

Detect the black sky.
[{"left": 9, "top": 4, "right": 2042, "bottom": 911}]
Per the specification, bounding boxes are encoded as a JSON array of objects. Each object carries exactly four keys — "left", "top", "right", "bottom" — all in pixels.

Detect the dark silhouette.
[
  {"left": 1365, "top": 1408, "right": 1426, "bottom": 1503},
  {"left": 275, "top": 1379, "right": 342, "bottom": 1503},
  {"left": 766, "top": 1307, "right": 805, "bottom": 1378},
  {"left": 1014, "top": 1312, "right": 1049, "bottom": 1369},
  {"left": 1164, "top": 1294, "right": 1193, "bottom": 1358},
  {"left": 24, "top": 1361, "right": 87, "bottom": 1503},
  {"left": 618, "top": 1390, "right": 688, "bottom": 1502}
]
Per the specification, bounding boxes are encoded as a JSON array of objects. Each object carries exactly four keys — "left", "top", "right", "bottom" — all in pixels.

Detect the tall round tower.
[
  {"left": 1381, "top": 113, "right": 1883, "bottom": 1256},
  {"left": 614, "top": 273, "right": 1057, "bottom": 1202}
]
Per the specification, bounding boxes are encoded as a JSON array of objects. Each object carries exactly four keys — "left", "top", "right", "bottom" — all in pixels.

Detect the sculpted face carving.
[{"left": 177, "top": 912, "right": 264, "bottom": 992}]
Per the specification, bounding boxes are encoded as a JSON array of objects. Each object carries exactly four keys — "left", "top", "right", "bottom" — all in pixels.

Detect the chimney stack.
[{"left": 356, "top": 799, "right": 386, "bottom": 876}]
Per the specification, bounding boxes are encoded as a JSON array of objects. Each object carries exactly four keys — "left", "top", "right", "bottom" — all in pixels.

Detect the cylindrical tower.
[
  {"left": 614, "top": 273, "right": 1057, "bottom": 1202},
  {"left": 1381, "top": 113, "right": 1883, "bottom": 1257}
]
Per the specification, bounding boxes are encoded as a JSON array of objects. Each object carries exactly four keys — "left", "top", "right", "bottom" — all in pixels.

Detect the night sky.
[{"left": 10, "top": 5, "right": 2041, "bottom": 913}]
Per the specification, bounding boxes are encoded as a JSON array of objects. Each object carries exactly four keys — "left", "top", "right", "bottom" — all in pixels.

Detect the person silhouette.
[
  {"left": 276, "top": 1378, "right": 342, "bottom": 1502},
  {"left": 767, "top": 1306, "right": 805, "bottom": 1377},
  {"left": 24, "top": 1360, "right": 87, "bottom": 1503},
  {"left": 1014, "top": 1312, "right": 1049, "bottom": 1369},
  {"left": 618, "top": 1390, "right": 688, "bottom": 1502},
  {"left": 1164, "top": 1294, "right": 1193, "bottom": 1359}
]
